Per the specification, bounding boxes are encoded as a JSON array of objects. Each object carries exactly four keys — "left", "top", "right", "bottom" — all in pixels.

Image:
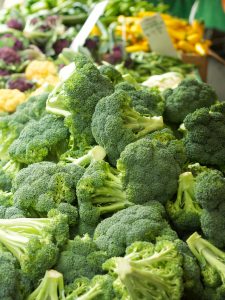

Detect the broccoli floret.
[
  {"left": 103, "top": 240, "right": 183, "bottom": 300},
  {"left": 183, "top": 102, "right": 225, "bottom": 169},
  {"left": 12, "top": 162, "right": 84, "bottom": 221},
  {"left": 187, "top": 232, "right": 225, "bottom": 299},
  {"left": 164, "top": 79, "right": 217, "bottom": 124},
  {"left": 60, "top": 145, "right": 106, "bottom": 169},
  {"left": 94, "top": 203, "right": 177, "bottom": 257},
  {"left": 9, "top": 114, "right": 69, "bottom": 164},
  {"left": 0, "top": 92, "right": 48, "bottom": 160},
  {"left": 0, "top": 160, "right": 20, "bottom": 191},
  {"left": 77, "top": 160, "right": 132, "bottom": 235},
  {"left": 56, "top": 234, "right": 108, "bottom": 285},
  {"left": 0, "top": 190, "right": 25, "bottom": 219},
  {"left": 98, "top": 63, "right": 123, "bottom": 85},
  {"left": 117, "top": 129, "right": 186, "bottom": 204},
  {"left": 0, "top": 214, "right": 69, "bottom": 282},
  {"left": 65, "top": 275, "right": 115, "bottom": 300},
  {"left": 46, "top": 53, "right": 114, "bottom": 148},
  {"left": 92, "top": 89, "right": 164, "bottom": 165},
  {"left": 26, "top": 270, "right": 65, "bottom": 300},
  {"left": 166, "top": 171, "right": 202, "bottom": 233},
  {"left": 116, "top": 82, "right": 165, "bottom": 116}
]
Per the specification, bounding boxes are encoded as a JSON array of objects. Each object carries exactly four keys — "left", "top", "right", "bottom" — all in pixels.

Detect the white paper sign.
[
  {"left": 141, "top": 14, "right": 179, "bottom": 58},
  {"left": 70, "top": 0, "right": 108, "bottom": 52}
]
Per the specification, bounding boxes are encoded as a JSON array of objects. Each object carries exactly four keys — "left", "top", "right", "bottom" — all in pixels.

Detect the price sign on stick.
[
  {"left": 70, "top": 0, "right": 108, "bottom": 52},
  {"left": 141, "top": 14, "right": 179, "bottom": 58}
]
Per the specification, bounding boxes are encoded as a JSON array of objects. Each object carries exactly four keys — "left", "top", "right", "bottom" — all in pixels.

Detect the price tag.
[
  {"left": 70, "top": 0, "right": 108, "bottom": 52},
  {"left": 141, "top": 14, "right": 179, "bottom": 58}
]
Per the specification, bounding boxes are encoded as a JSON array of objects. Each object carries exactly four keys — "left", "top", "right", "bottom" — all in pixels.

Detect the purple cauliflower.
[
  {"left": 7, "top": 77, "right": 34, "bottom": 92},
  {"left": 0, "top": 47, "right": 21, "bottom": 64},
  {"left": 7, "top": 19, "right": 23, "bottom": 31},
  {"left": 53, "top": 39, "right": 70, "bottom": 55},
  {"left": 0, "top": 69, "right": 10, "bottom": 76}
]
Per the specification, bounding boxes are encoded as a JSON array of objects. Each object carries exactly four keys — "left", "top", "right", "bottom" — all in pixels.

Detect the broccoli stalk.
[
  {"left": 27, "top": 270, "right": 65, "bottom": 300},
  {"left": 103, "top": 240, "right": 183, "bottom": 300},
  {"left": 166, "top": 172, "right": 202, "bottom": 232}
]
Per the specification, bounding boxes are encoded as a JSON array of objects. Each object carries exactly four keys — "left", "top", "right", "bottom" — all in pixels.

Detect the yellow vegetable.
[
  {"left": 187, "top": 33, "right": 201, "bottom": 44},
  {"left": 177, "top": 40, "right": 196, "bottom": 53},
  {"left": 0, "top": 89, "right": 26, "bottom": 113},
  {"left": 25, "top": 60, "right": 59, "bottom": 87}
]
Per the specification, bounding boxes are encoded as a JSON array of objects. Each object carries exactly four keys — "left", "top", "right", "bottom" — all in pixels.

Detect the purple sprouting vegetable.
[
  {"left": 7, "top": 19, "right": 23, "bottom": 31},
  {"left": 102, "top": 45, "right": 124, "bottom": 65},
  {"left": 53, "top": 39, "right": 70, "bottom": 55},
  {"left": 85, "top": 38, "right": 99, "bottom": 50},
  {"left": 0, "top": 34, "right": 24, "bottom": 51},
  {"left": 0, "top": 69, "right": 10, "bottom": 76},
  {"left": 7, "top": 77, "right": 34, "bottom": 92},
  {"left": 0, "top": 47, "right": 21, "bottom": 64}
]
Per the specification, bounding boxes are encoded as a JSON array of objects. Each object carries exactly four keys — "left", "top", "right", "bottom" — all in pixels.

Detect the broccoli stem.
[
  {"left": 76, "top": 283, "right": 101, "bottom": 300},
  {"left": 67, "top": 146, "right": 106, "bottom": 167},
  {"left": 27, "top": 270, "right": 65, "bottom": 300},
  {"left": 122, "top": 106, "right": 164, "bottom": 137},
  {"left": 187, "top": 232, "right": 225, "bottom": 283}
]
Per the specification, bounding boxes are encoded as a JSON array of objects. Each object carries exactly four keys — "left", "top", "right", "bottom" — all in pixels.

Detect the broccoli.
[
  {"left": 116, "top": 82, "right": 165, "bottom": 116},
  {"left": 0, "top": 92, "right": 48, "bottom": 160},
  {"left": 12, "top": 162, "right": 84, "bottom": 222},
  {"left": 0, "top": 214, "right": 69, "bottom": 282},
  {"left": 94, "top": 202, "right": 177, "bottom": 257},
  {"left": 65, "top": 275, "right": 115, "bottom": 300},
  {"left": 166, "top": 171, "right": 202, "bottom": 233},
  {"left": 0, "top": 190, "right": 25, "bottom": 219},
  {"left": 183, "top": 102, "right": 225, "bottom": 169},
  {"left": 77, "top": 160, "right": 132, "bottom": 235},
  {"left": 46, "top": 53, "right": 114, "bottom": 148},
  {"left": 0, "top": 160, "right": 20, "bottom": 191},
  {"left": 164, "top": 78, "right": 217, "bottom": 124},
  {"left": 103, "top": 240, "right": 183, "bottom": 300},
  {"left": 117, "top": 129, "right": 186, "bottom": 204},
  {"left": 98, "top": 63, "right": 123, "bottom": 85},
  {"left": 60, "top": 145, "right": 106, "bottom": 169},
  {"left": 55, "top": 234, "right": 108, "bottom": 285},
  {"left": 26, "top": 270, "right": 65, "bottom": 300},
  {"left": 9, "top": 114, "right": 69, "bottom": 164},
  {"left": 92, "top": 89, "right": 164, "bottom": 165},
  {"left": 187, "top": 232, "right": 225, "bottom": 300}
]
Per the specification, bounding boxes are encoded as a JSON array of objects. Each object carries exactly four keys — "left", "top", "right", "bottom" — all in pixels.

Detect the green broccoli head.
[
  {"left": 166, "top": 171, "right": 202, "bottom": 233},
  {"left": 183, "top": 102, "right": 225, "bottom": 169},
  {"left": 56, "top": 234, "right": 108, "bottom": 285},
  {"left": 98, "top": 63, "right": 123, "bottom": 85},
  {"left": 117, "top": 129, "right": 186, "bottom": 205},
  {"left": 77, "top": 160, "right": 132, "bottom": 235},
  {"left": 94, "top": 202, "right": 177, "bottom": 257},
  {"left": 92, "top": 89, "right": 164, "bottom": 165},
  {"left": 187, "top": 232, "right": 225, "bottom": 299},
  {"left": 103, "top": 240, "right": 183, "bottom": 300},
  {"left": 164, "top": 78, "right": 217, "bottom": 124},
  {"left": 0, "top": 214, "right": 69, "bottom": 282},
  {"left": 12, "top": 161, "right": 84, "bottom": 220},
  {"left": 116, "top": 82, "right": 165, "bottom": 116},
  {"left": 26, "top": 269, "right": 65, "bottom": 300},
  {"left": 0, "top": 160, "right": 20, "bottom": 192},
  {"left": 9, "top": 114, "right": 69, "bottom": 164},
  {"left": 0, "top": 92, "right": 48, "bottom": 161}
]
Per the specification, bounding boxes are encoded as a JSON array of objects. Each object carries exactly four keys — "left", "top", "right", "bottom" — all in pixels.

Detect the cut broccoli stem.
[
  {"left": 27, "top": 270, "right": 65, "bottom": 300},
  {"left": 122, "top": 105, "right": 164, "bottom": 137},
  {"left": 66, "top": 146, "right": 106, "bottom": 167},
  {"left": 175, "top": 172, "right": 202, "bottom": 213},
  {"left": 76, "top": 283, "right": 101, "bottom": 300},
  {"left": 98, "top": 201, "right": 132, "bottom": 215},
  {"left": 187, "top": 232, "right": 225, "bottom": 283}
]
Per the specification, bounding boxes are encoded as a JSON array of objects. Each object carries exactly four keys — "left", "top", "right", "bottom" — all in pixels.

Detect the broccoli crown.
[
  {"left": 65, "top": 275, "right": 115, "bottom": 300},
  {"left": 9, "top": 114, "right": 69, "bottom": 164},
  {"left": 103, "top": 240, "right": 183, "bottom": 300},
  {"left": 26, "top": 270, "right": 65, "bottom": 300},
  {"left": 0, "top": 160, "right": 20, "bottom": 191},
  {"left": 183, "top": 102, "right": 225, "bottom": 169},
  {"left": 116, "top": 82, "right": 165, "bottom": 116},
  {"left": 166, "top": 171, "right": 202, "bottom": 233},
  {"left": 92, "top": 90, "right": 164, "bottom": 165},
  {"left": 56, "top": 234, "right": 108, "bottom": 285},
  {"left": 77, "top": 160, "right": 132, "bottom": 235},
  {"left": 46, "top": 53, "right": 114, "bottom": 147},
  {"left": 12, "top": 161, "right": 84, "bottom": 218},
  {"left": 0, "top": 93, "right": 48, "bottom": 160},
  {"left": 0, "top": 214, "right": 69, "bottom": 282},
  {"left": 187, "top": 232, "right": 225, "bottom": 299},
  {"left": 117, "top": 130, "right": 186, "bottom": 204},
  {"left": 98, "top": 64, "right": 123, "bottom": 85},
  {"left": 164, "top": 78, "right": 217, "bottom": 124},
  {"left": 93, "top": 202, "right": 177, "bottom": 257}
]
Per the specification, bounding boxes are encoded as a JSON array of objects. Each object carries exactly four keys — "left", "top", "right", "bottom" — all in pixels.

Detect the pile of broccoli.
[{"left": 0, "top": 53, "right": 224, "bottom": 299}]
